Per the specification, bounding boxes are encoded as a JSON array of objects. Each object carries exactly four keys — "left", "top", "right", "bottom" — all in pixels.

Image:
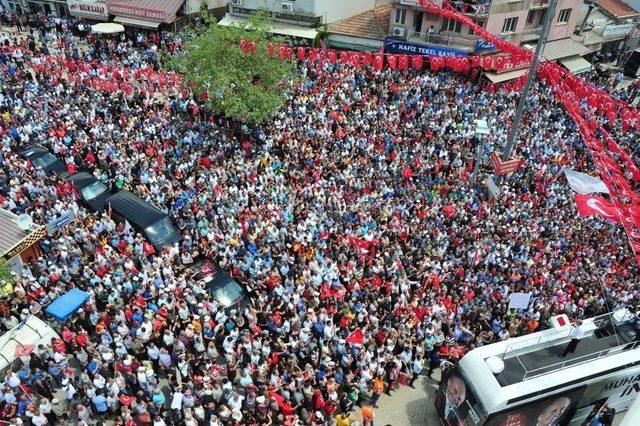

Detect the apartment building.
[
  {"left": 387, "top": 0, "right": 585, "bottom": 58},
  {"left": 220, "top": 0, "right": 375, "bottom": 40}
]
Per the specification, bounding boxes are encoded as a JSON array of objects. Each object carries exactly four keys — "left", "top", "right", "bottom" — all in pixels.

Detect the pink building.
[{"left": 388, "top": 0, "right": 587, "bottom": 60}]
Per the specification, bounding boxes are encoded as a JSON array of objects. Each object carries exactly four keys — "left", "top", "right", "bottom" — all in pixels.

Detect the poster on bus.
[
  {"left": 435, "top": 366, "right": 485, "bottom": 426},
  {"left": 485, "top": 386, "right": 585, "bottom": 426},
  {"left": 572, "top": 368, "right": 640, "bottom": 424}
]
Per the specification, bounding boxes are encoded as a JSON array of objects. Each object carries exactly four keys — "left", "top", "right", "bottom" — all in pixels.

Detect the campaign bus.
[{"left": 435, "top": 310, "right": 640, "bottom": 425}]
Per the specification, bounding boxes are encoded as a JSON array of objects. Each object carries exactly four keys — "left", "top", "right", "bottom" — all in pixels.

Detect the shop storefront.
[
  {"left": 0, "top": 210, "right": 45, "bottom": 278},
  {"left": 27, "top": 0, "right": 69, "bottom": 16},
  {"left": 67, "top": 0, "right": 108, "bottom": 21}
]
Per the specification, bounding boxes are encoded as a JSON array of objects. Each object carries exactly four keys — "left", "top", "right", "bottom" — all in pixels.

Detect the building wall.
[
  {"left": 390, "top": 0, "right": 582, "bottom": 48},
  {"left": 229, "top": 0, "right": 373, "bottom": 23}
]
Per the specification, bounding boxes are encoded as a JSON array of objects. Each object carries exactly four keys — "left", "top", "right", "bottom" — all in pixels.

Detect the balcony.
[
  {"left": 520, "top": 26, "right": 542, "bottom": 42},
  {"left": 528, "top": 0, "right": 549, "bottom": 9},
  {"left": 407, "top": 30, "right": 479, "bottom": 51},
  {"left": 448, "top": 1, "right": 491, "bottom": 17}
]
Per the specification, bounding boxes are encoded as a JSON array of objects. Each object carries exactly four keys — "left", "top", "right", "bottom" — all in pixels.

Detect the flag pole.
[{"left": 501, "top": 0, "right": 559, "bottom": 163}]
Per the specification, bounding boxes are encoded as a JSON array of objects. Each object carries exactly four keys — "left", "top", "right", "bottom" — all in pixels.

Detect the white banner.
[
  {"left": 564, "top": 169, "right": 610, "bottom": 195},
  {"left": 508, "top": 293, "right": 531, "bottom": 310},
  {"left": 67, "top": 1, "right": 108, "bottom": 20}
]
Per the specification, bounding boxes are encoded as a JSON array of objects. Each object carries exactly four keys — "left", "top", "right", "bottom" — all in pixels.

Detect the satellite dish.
[
  {"left": 15, "top": 214, "right": 34, "bottom": 231},
  {"left": 486, "top": 356, "right": 505, "bottom": 374}
]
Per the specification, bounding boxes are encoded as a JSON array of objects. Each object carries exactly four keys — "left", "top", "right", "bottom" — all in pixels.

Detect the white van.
[{"left": 0, "top": 316, "right": 59, "bottom": 374}]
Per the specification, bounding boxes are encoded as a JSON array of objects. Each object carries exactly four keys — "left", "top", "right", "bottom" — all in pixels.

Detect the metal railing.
[
  {"left": 528, "top": 0, "right": 549, "bottom": 8},
  {"left": 522, "top": 341, "right": 640, "bottom": 381},
  {"left": 501, "top": 312, "right": 638, "bottom": 381},
  {"left": 520, "top": 26, "right": 542, "bottom": 41},
  {"left": 408, "top": 30, "right": 478, "bottom": 50}
]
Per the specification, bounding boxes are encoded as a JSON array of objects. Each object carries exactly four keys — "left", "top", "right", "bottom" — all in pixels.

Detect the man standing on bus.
[{"left": 560, "top": 320, "right": 586, "bottom": 358}]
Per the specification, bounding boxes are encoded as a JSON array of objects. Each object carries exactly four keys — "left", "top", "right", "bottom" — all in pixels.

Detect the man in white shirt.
[{"left": 560, "top": 320, "right": 586, "bottom": 358}]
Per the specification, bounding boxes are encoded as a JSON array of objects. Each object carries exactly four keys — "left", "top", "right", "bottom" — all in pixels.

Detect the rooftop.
[
  {"left": 496, "top": 313, "right": 638, "bottom": 386},
  {"left": 596, "top": 0, "right": 639, "bottom": 19},
  {"left": 0, "top": 209, "right": 42, "bottom": 259},
  {"left": 329, "top": 2, "right": 392, "bottom": 40}
]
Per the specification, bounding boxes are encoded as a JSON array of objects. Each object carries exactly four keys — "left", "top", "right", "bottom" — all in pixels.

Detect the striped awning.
[
  {"left": 484, "top": 68, "right": 528, "bottom": 83},
  {"left": 542, "top": 38, "right": 591, "bottom": 61},
  {"left": 559, "top": 55, "right": 593, "bottom": 75},
  {"left": 114, "top": 16, "right": 161, "bottom": 29}
]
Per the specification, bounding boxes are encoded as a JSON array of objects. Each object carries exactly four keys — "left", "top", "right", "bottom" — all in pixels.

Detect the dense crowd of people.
[{"left": 0, "top": 8, "right": 639, "bottom": 426}]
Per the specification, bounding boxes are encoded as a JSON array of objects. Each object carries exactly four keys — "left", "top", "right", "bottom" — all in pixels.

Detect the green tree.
[
  {"left": 0, "top": 264, "right": 13, "bottom": 285},
  {"left": 170, "top": 11, "right": 298, "bottom": 124}
]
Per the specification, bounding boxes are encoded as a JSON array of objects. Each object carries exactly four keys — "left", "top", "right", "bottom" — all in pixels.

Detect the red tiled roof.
[
  {"left": 596, "top": 0, "right": 638, "bottom": 19},
  {"left": 329, "top": 3, "right": 393, "bottom": 41}
]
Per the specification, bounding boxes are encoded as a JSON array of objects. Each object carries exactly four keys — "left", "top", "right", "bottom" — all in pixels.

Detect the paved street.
[{"left": 349, "top": 371, "right": 442, "bottom": 426}]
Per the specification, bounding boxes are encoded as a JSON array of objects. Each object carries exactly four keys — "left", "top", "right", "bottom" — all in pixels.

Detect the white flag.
[
  {"left": 124, "top": 220, "right": 133, "bottom": 234},
  {"left": 564, "top": 169, "right": 609, "bottom": 195}
]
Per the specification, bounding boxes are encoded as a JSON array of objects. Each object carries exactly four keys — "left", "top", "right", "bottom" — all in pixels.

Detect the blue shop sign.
[
  {"left": 384, "top": 39, "right": 468, "bottom": 57},
  {"left": 475, "top": 36, "right": 504, "bottom": 52}
]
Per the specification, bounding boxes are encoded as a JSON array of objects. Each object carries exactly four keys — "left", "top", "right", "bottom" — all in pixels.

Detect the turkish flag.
[
  {"left": 348, "top": 236, "right": 371, "bottom": 254},
  {"left": 346, "top": 329, "right": 364, "bottom": 344},
  {"left": 574, "top": 194, "right": 620, "bottom": 222}
]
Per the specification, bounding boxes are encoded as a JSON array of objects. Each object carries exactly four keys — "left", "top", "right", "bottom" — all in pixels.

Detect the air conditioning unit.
[
  {"left": 393, "top": 26, "right": 405, "bottom": 37},
  {"left": 282, "top": 2, "right": 294, "bottom": 12},
  {"left": 231, "top": 0, "right": 242, "bottom": 6}
]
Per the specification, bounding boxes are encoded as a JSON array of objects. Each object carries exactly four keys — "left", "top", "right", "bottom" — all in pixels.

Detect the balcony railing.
[
  {"left": 408, "top": 30, "right": 478, "bottom": 51},
  {"left": 447, "top": 1, "right": 490, "bottom": 17},
  {"left": 528, "top": 0, "right": 549, "bottom": 9},
  {"left": 520, "top": 26, "right": 542, "bottom": 41}
]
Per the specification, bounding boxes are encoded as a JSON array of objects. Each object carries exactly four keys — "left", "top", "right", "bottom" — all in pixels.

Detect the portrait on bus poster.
[
  {"left": 435, "top": 366, "right": 484, "bottom": 426},
  {"left": 485, "top": 386, "right": 586, "bottom": 426}
]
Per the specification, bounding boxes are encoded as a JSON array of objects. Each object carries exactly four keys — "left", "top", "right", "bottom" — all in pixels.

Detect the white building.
[{"left": 220, "top": 0, "right": 375, "bottom": 40}]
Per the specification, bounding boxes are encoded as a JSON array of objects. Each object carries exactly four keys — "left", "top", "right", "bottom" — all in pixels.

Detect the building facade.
[
  {"left": 574, "top": 0, "right": 639, "bottom": 57},
  {"left": 227, "top": 0, "right": 375, "bottom": 27},
  {"left": 388, "top": 0, "right": 583, "bottom": 55}
]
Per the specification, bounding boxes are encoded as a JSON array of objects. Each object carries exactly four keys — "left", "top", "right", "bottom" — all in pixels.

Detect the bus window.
[
  {"left": 436, "top": 366, "right": 486, "bottom": 426},
  {"left": 486, "top": 386, "right": 585, "bottom": 426}
]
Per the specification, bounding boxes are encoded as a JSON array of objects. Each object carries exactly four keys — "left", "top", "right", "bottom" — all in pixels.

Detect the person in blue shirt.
[{"left": 92, "top": 391, "right": 109, "bottom": 414}]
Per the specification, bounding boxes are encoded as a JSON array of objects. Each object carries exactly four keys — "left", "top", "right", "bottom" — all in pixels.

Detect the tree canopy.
[{"left": 170, "top": 11, "right": 298, "bottom": 124}]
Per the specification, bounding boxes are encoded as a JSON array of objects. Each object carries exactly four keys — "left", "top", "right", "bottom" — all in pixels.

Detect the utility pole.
[{"left": 502, "top": 0, "right": 559, "bottom": 161}]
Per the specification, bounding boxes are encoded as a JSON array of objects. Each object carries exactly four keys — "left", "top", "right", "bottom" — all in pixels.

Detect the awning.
[
  {"left": 543, "top": 38, "right": 591, "bottom": 60},
  {"left": 108, "top": 0, "right": 184, "bottom": 23},
  {"left": 45, "top": 289, "right": 91, "bottom": 321},
  {"left": 218, "top": 14, "right": 318, "bottom": 39},
  {"left": 327, "top": 39, "right": 382, "bottom": 52},
  {"left": 559, "top": 55, "right": 593, "bottom": 74},
  {"left": 114, "top": 16, "right": 161, "bottom": 29},
  {"left": 484, "top": 69, "right": 528, "bottom": 83}
]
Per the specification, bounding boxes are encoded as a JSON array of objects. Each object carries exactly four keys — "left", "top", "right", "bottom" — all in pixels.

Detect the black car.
[
  {"left": 105, "top": 190, "right": 181, "bottom": 250},
  {"left": 69, "top": 172, "right": 111, "bottom": 212},
  {"left": 20, "top": 146, "right": 68, "bottom": 177},
  {"left": 194, "top": 262, "right": 249, "bottom": 310}
]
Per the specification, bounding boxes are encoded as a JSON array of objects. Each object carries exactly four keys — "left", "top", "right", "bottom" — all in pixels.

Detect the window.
[
  {"left": 557, "top": 8, "right": 571, "bottom": 23},
  {"left": 395, "top": 8, "right": 406, "bottom": 24},
  {"left": 442, "top": 18, "right": 462, "bottom": 33},
  {"left": 526, "top": 11, "right": 534, "bottom": 24},
  {"left": 469, "top": 19, "right": 484, "bottom": 35},
  {"left": 502, "top": 17, "right": 518, "bottom": 33}
]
